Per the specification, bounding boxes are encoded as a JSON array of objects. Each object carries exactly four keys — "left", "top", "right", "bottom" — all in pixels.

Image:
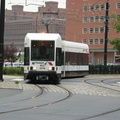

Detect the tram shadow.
[{"left": 25, "top": 79, "right": 59, "bottom": 85}]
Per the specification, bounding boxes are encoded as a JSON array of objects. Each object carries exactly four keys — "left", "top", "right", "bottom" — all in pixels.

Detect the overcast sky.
[{"left": 5, "top": 0, "right": 66, "bottom": 12}]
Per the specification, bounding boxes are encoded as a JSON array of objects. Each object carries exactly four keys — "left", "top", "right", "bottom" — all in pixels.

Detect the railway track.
[
  {"left": 80, "top": 78, "right": 120, "bottom": 120},
  {"left": 0, "top": 78, "right": 120, "bottom": 119},
  {"left": 0, "top": 84, "right": 73, "bottom": 114}
]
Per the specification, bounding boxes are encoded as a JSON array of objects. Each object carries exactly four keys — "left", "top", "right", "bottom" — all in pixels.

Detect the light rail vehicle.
[{"left": 24, "top": 33, "right": 89, "bottom": 84}]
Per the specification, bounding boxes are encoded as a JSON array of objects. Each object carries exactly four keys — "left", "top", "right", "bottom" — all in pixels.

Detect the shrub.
[{"left": 3, "top": 67, "right": 24, "bottom": 75}]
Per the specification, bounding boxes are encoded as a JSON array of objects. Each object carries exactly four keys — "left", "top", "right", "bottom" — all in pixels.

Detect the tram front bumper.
[{"left": 25, "top": 71, "right": 57, "bottom": 80}]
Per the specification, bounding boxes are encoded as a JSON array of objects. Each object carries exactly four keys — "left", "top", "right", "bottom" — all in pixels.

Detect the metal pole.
[
  {"left": 45, "top": 24, "right": 49, "bottom": 33},
  {"left": 0, "top": 0, "right": 5, "bottom": 81},
  {"left": 36, "top": 16, "right": 38, "bottom": 33},
  {"left": 104, "top": 1, "right": 109, "bottom": 66}
]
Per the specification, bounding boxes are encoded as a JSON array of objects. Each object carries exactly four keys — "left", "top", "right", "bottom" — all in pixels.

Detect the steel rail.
[
  {"left": 0, "top": 84, "right": 73, "bottom": 114},
  {"left": 80, "top": 78, "right": 120, "bottom": 120}
]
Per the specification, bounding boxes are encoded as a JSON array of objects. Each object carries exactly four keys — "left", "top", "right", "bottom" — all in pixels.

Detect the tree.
[
  {"left": 111, "top": 15, "right": 120, "bottom": 33},
  {"left": 109, "top": 38, "right": 120, "bottom": 52},
  {"left": 20, "top": 54, "right": 24, "bottom": 62},
  {"left": 4, "top": 43, "right": 18, "bottom": 62},
  {"left": 109, "top": 15, "right": 120, "bottom": 52}
]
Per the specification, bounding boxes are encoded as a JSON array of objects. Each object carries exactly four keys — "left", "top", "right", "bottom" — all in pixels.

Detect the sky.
[{"left": 5, "top": 0, "right": 66, "bottom": 12}]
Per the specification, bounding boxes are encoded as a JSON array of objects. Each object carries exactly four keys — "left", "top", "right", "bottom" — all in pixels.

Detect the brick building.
[
  {"left": 4, "top": 1, "right": 66, "bottom": 51},
  {"left": 66, "top": 0, "right": 120, "bottom": 64}
]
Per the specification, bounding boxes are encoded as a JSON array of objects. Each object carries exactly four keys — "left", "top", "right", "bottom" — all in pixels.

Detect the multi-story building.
[
  {"left": 4, "top": 1, "right": 66, "bottom": 51},
  {"left": 5, "top": 5, "right": 36, "bottom": 51},
  {"left": 66, "top": 0, "right": 120, "bottom": 64},
  {"left": 37, "top": 1, "right": 66, "bottom": 37}
]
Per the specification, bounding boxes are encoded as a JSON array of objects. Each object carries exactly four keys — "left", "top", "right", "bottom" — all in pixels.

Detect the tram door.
[{"left": 56, "top": 48, "right": 62, "bottom": 76}]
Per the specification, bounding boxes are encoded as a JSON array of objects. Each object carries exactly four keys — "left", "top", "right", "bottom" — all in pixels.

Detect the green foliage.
[
  {"left": 111, "top": 15, "right": 120, "bottom": 32},
  {"left": 110, "top": 15, "right": 120, "bottom": 52},
  {"left": 4, "top": 43, "right": 18, "bottom": 62},
  {"left": 20, "top": 54, "right": 24, "bottom": 62},
  {"left": 109, "top": 38, "right": 120, "bottom": 52},
  {"left": 15, "top": 81, "right": 19, "bottom": 84},
  {"left": 3, "top": 67, "right": 24, "bottom": 75}
]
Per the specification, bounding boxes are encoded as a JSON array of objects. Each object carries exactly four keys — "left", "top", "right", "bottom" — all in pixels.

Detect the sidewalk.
[
  {"left": 3, "top": 75, "right": 23, "bottom": 79},
  {"left": 3, "top": 74, "right": 120, "bottom": 79},
  {"left": 0, "top": 75, "right": 40, "bottom": 90},
  {"left": 85, "top": 74, "right": 120, "bottom": 79}
]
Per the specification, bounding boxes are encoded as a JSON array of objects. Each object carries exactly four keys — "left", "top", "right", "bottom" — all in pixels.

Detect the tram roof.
[
  {"left": 25, "top": 33, "right": 61, "bottom": 41},
  {"left": 62, "top": 40, "right": 89, "bottom": 50}
]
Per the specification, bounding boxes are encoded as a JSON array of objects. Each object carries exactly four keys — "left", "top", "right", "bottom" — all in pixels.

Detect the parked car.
[{"left": 107, "top": 63, "right": 120, "bottom": 66}]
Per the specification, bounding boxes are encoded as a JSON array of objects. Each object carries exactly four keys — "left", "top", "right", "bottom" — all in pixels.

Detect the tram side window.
[
  {"left": 65, "top": 52, "right": 88, "bottom": 65},
  {"left": 82, "top": 54, "right": 88, "bottom": 65},
  {"left": 65, "top": 52, "right": 69, "bottom": 65},
  {"left": 56, "top": 48, "right": 62, "bottom": 66},
  {"left": 61, "top": 52, "right": 64, "bottom": 65},
  {"left": 70, "top": 53, "right": 79, "bottom": 65},
  {"left": 79, "top": 53, "right": 82, "bottom": 65},
  {"left": 24, "top": 47, "right": 29, "bottom": 65},
  {"left": 65, "top": 52, "right": 79, "bottom": 65}
]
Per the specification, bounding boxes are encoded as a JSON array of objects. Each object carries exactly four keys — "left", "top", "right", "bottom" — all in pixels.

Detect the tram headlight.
[
  {"left": 48, "top": 67, "right": 54, "bottom": 71},
  {"left": 48, "top": 67, "right": 52, "bottom": 71},
  {"left": 30, "top": 66, "right": 37, "bottom": 70}
]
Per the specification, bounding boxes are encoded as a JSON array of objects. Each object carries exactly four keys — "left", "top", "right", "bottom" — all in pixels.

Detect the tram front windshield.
[{"left": 31, "top": 41, "right": 54, "bottom": 61}]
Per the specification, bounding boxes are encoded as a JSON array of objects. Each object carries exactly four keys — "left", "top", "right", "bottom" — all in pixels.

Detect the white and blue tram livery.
[{"left": 24, "top": 33, "right": 89, "bottom": 84}]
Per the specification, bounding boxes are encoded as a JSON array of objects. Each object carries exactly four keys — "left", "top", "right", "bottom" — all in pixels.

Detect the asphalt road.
[{"left": 0, "top": 75, "right": 120, "bottom": 120}]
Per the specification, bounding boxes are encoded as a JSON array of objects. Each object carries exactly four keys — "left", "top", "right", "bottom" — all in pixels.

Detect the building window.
[
  {"left": 83, "top": 6, "right": 88, "bottom": 11},
  {"left": 95, "top": 39, "right": 99, "bottom": 44},
  {"left": 95, "top": 5, "right": 99, "bottom": 10},
  {"left": 90, "top": 28, "right": 94, "bottom": 33},
  {"left": 101, "top": 4, "right": 105, "bottom": 10},
  {"left": 98, "top": 59, "right": 103, "bottom": 65},
  {"left": 100, "top": 16, "right": 105, "bottom": 21},
  {"left": 100, "top": 27, "right": 104, "bottom": 33},
  {"left": 90, "top": 16, "right": 94, "bottom": 22},
  {"left": 117, "top": 3, "right": 120, "bottom": 8},
  {"left": 89, "top": 39, "right": 94, "bottom": 44},
  {"left": 83, "top": 28, "right": 87, "bottom": 33},
  {"left": 95, "top": 16, "right": 99, "bottom": 22},
  {"left": 108, "top": 3, "right": 110, "bottom": 9},
  {"left": 108, "top": 27, "right": 110, "bottom": 32},
  {"left": 117, "top": 14, "right": 120, "bottom": 17},
  {"left": 100, "top": 38, "right": 104, "bottom": 44},
  {"left": 83, "top": 39, "right": 87, "bottom": 44},
  {"left": 90, "top": 6, "right": 94, "bottom": 11},
  {"left": 108, "top": 59, "right": 114, "bottom": 63},
  {"left": 95, "top": 28, "right": 99, "bottom": 33},
  {"left": 83, "top": 17, "right": 88, "bottom": 23}
]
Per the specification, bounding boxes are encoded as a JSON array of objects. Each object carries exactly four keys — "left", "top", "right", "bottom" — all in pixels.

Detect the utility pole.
[
  {"left": 45, "top": 23, "right": 49, "bottom": 33},
  {"left": 0, "top": 0, "right": 5, "bottom": 81},
  {"left": 104, "top": 1, "right": 109, "bottom": 66},
  {"left": 36, "top": 16, "right": 38, "bottom": 33}
]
